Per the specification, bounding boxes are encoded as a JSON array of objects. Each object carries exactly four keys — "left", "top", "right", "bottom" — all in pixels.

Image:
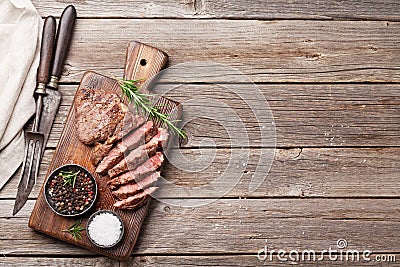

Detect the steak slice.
[
  {"left": 108, "top": 113, "right": 146, "bottom": 145},
  {"left": 107, "top": 128, "right": 169, "bottom": 178},
  {"left": 149, "top": 128, "right": 169, "bottom": 148},
  {"left": 74, "top": 87, "right": 126, "bottom": 145},
  {"left": 107, "top": 152, "right": 164, "bottom": 190},
  {"left": 108, "top": 142, "right": 158, "bottom": 178},
  {"left": 91, "top": 113, "right": 145, "bottom": 166},
  {"left": 95, "top": 121, "right": 156, "bottom": 175},
  {"left": 92, "top": 142, "right": 113, "bottom": 166},
  {"left": 114, "top": 187, "right": 158, "bottom": 209},
  {"left": 122, "top": 120, "right": 157, "bottom": 149},
  {"left": 112, "top": 172, "right": 160, "bottom": 200}
]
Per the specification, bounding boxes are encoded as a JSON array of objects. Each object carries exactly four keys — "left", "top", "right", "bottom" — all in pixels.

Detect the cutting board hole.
[{"left": 140, "top": 59, "right": 147, "bottom": 66}]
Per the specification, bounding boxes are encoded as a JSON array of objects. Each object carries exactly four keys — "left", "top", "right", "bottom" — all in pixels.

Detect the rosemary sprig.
[
  {"left": 60, "top": 170, "right": 80, "bottom": 188},
  {"left": 62, "top": 220, "right": 85, "bottom": 240},
  {"left": 118, "top": 79, "right": 186, "bottom": 139}
]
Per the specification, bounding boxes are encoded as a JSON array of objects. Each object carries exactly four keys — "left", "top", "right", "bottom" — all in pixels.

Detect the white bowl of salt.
[{"left": 87, "top": 210, "right": 124, "bottom": 248}]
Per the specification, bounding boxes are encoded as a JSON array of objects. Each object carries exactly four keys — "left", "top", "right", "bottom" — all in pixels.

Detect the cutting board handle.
[{"left": 123, "top": 41, "right": 169, "bottom": 93}]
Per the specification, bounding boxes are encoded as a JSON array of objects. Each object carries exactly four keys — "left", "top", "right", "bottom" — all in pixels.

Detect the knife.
[
  {"left": 40, "top": 5, "right": 77, "bottom": 151},
  {"left": 13, "top": 16, "right": 56, "bottom": 215}
]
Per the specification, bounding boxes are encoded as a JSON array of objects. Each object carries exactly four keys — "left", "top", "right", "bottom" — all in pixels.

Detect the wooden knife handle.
[
  {"left": 37, "top": 16, "right": 56, "bottom": 86},
  {"left": 50, "top": 5, "right": 77, "bottom": 81}
]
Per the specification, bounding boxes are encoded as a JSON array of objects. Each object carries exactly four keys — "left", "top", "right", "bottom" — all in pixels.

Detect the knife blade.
[
  {"left": 13, "top": 16, "right": 56, "bottom": 215},
  {"left": 40, "top": 5, "right": 77, "bottom": 151}
]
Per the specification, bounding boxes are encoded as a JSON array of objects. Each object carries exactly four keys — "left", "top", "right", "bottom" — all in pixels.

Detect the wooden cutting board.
[{"left": 29, "top": 41, "right": 181, "bottom": 260}]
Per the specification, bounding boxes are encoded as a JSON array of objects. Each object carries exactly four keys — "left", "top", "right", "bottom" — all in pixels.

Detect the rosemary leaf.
[
  {"left": 118, "top": 79, "right": 186, "bottom": 138},
  {"left": 60, "top": 170, "right": 80, "bottom": 188},
  {"left": 62, "top": 220, "right": 85, "bottom": 240}
]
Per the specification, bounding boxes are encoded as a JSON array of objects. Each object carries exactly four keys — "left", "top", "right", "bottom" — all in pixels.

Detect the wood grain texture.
[
  {"left": 0, "top": 255, "right": 398, "bottom": 267},
  {"left": 124, "top": 42, "right": 168, "bottom": 91},
  {"left": 0, "top": 257, "right": 118, "bottom": 267},
  {"left": 2, "top": 199, "right": 400, "bottom": 254},
  {"left": 123, "top": 254, "right": 399, "bottom": 266},
  {"left": 28, "top": 42, "right": 173, "bottom": 261},
  {"left": 123, "top": 254, "right": 398, "bottom": 266},
  {"left": 39, "top": 84, "right": 400, "bottom": 148},
  {"left": 5, "top": 1, "right": 400, "bottom": 265},
  {"left": 32, "top": 0, "right": 400, "bottom": 20},
  {"left": 50, "top": 5, "right": 76, "bottom": 79},
  {"left": 37, "top": 16, "right": 56, "bottom": 84},
  {"left": 1, "top": 147, "right": 399, "bottom": 199},
  {"left": 52, "top": 19, "right": 400, "bottom": 83}
]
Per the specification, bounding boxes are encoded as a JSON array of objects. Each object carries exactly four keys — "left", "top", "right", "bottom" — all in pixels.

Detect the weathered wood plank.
[
  {"left": 0, "top": 257, "right": 118, "bottom": 267},
  {"left": 42, "top": 84, "right": 400, "bottom": 148},
  {"left": 1, "top": 199, "right": 400, "bottom": 255},
  {"left": 1, "top": 255, "right": 398, "bottom": 267},
  {"left": 55, "top": 19, "right": 399, "bottom": 83},
  {"left": 1, "top": 147, "right": 398, "bottom": 199},
  {"left": 32, "top": 0, "right": 400, "bottom": 20},
  {"left": 122, "top": 254, "right": 399, "bottom": 266}
]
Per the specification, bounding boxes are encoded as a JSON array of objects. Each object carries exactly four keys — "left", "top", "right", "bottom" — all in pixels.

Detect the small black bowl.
[
  {"left": 44, "top": 164, "right": 97, "bottom": 217},
  {"left": 86, "top": 210, "right": 125, "bottom": 248}
]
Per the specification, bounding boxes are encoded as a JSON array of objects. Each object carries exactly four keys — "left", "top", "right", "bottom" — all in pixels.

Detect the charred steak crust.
[
  {"left": 112, "top": 172, "right": 160, "bottom": 200},
  {"left": 95, "top": 121, "right": 157, "bottom": 175},
  {"left": 107, "top": 152, "right": 164, "bottom": 190},
  {"left": 107, "top": 142, "right": 158, "bottom": 178},
  {"left": 114, "top": 187, "right": 158, "bottom": 209},
  {"left": 74, "top": 87, "right": 126, "bottom": 145},
  {"left": 92, "top": 142, "right": 114, "bottom": 166},
  {"left": 107, "top": 128, "right": 169, "bottom": 178},
  {"left": 91, "top": 114, "right": 146, "bottom": 166}
]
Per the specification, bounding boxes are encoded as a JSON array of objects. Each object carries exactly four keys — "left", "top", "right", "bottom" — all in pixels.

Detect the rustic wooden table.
[{"left": 1, "top": 1, "right": 399, "bottom": 266}]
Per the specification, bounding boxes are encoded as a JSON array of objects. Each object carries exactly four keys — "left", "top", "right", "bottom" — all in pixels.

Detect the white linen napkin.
[{"left": 0, "top": 0, "right": 42, "bottom": 189}]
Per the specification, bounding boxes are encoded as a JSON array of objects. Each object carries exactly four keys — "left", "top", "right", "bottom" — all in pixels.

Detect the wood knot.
[
  {"left": 164, "top": 205, "right": 171, "bottom": 212},
  {"left": 368, "top": 46, "right": 378, "bottom": 52},
  {"left": 62, "top": 64, "right": 72, "bottom": 76},
  {"left": 305, "top": 53, "right": 321, "bottom": 59}
]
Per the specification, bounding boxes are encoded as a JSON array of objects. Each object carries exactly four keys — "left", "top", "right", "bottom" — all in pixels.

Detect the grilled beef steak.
[
  {"left": 95, "top": 121, "right": 157, "bottom": 175},
  {"left": 91, "top": 114, "right": 145, "bottom": 166},
  {"left": 108, "top": 142, "right": 158, "bottom": 178},
  {"left": 114, "top": 187, "right": 158, "bottom": 209},
  {"left": 107, "top": 128, "right": 169, "bottom": 178},
  {"left": 74, "top": 82, "right": 175, "bottom": 210},
  {"left": 112, "top": 172, "right": 160, "bottom": 200},
  {"left": 108, "top": 113, "right": 146, "bottom": 145},
  {"left": 148, "top": 128, "right": 169, "bottom": 148},
  {"left": 92, "top": 142, "right": 113, "bottom": 166},
  {"left": 74, "top": 87, "right": 127, "bottom": 145},
  {"left": 107, "top": 152, "right": 164, "bottom": 190}
]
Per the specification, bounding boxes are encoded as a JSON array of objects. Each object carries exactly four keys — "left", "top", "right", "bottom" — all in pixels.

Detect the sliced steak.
[
  {"left": 95, "top": 143, "right": 126, "bottom": 175},
  {"left": 122, "top": 120, "right": 157, "bottom": 149},
  {"left": 91, "top": 113, "right": 145, "bottom": 166},
  {"left": 108, "top": 113, "right": 145, "bottom": 145},
  {"left": 92, "top": 142, "right": 113, "bottom": 166},
  {"left": 112, "top": 172, "right": 160, "bottom": 200},
  {"left": 74, "top": 87, "right": 126, "bottom": 145},
  {"left": 114, "top": 187, "right": 158, "bottom": 209},
  {"left": 107, "top": 152, "right": 164, "bottom": 190},
  {"left": 108, "top": 142, "right": 158, "bottom": 178},
  {"left": 95, "top": 121, "right": 156, "bottom": 175},
  {"left": 107, "top": 128, "right": 169, "bottom": 178},
  {"left": 149, "top": 128, "right": 169, "bottom": 149}
]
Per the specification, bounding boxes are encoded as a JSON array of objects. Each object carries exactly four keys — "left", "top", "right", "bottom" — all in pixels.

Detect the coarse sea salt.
[{"left": 88, "top": 212, "right": 123, "bottom": 247}]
